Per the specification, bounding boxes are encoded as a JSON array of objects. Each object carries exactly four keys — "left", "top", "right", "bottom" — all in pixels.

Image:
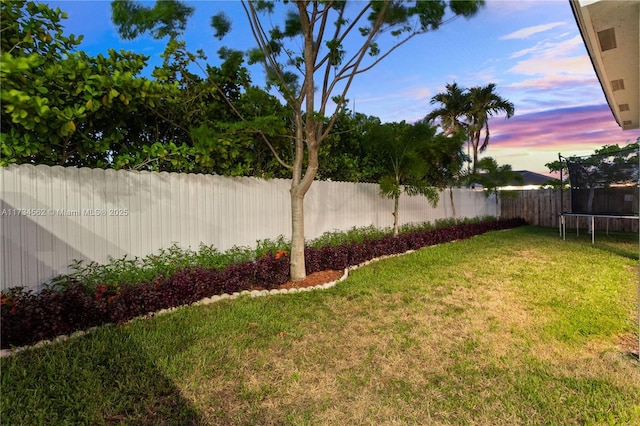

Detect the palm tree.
[
  {"left": 466, "top": 83, "right": 514, "bottom": 171},
  {"left": 426, "top": 82, "right": 469, "bottom": 136},
  {"left": 426, "top": 82, "right": 474, "bottom": 174},
  {"left": 427, "top": 82, "right": 514, "bottom": 172}
]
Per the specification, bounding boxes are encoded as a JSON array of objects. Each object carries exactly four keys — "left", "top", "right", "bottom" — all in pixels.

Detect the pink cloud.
[
  {"left": 506, "top": 75, "right": 598, "bottom": 90},
  {"left": 490, "top": 104, "right": 638, "bottom": 147},
  {"left": 484, "top": 104, "right": 640, "bottom": 174}
]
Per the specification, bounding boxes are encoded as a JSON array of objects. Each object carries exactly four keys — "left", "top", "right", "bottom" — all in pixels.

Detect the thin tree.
[
  {"left": 466, "top": 83, "right": 514, "bottom": 171},
  {"left": 429, "top": 128, "right": 468, "bottom": 221},
  {"left": 111, "top": 0, "right": 485, "bottom": 281},
  {"left": 473, "top": 157, "right": 521, "bottom": 218},
  {"left": 369, "top": 121, "right": 445, "bottom": 236}
]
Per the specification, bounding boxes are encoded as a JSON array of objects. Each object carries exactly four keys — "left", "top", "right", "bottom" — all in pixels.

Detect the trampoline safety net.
[{"left": 564, "top": 146, "right": 639, "bottom": 215}]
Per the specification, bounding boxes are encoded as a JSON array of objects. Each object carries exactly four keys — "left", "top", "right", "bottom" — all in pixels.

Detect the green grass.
[{"left": 2, "top": 226, "right": 639, "bottom": 425}]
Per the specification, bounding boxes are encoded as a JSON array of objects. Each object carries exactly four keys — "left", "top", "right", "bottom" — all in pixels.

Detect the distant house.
[
  {"left": 499, "top": 170, "right": 553, "bottom": 190},
  {"left": 472, "top": 170, "right": 553, "bottom": 191}
]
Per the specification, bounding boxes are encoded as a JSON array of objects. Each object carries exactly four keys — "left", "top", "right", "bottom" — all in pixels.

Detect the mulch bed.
[{"left": 277, "top": 270, "right": 344, "bottom": 290}]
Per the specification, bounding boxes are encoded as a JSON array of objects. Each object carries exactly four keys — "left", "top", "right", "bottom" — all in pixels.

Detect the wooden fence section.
[
  {"left": 501, "top": 189, "right": 639, "bottom": 232},
  {"left": 500, "top": 190, "right": 567, "bottom": 228},
  {"left": 1, "top": 164, "right": 495, "bottom": 291}
]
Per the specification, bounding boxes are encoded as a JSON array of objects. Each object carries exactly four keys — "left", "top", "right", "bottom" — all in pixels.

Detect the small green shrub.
[{"left": 43, "top": 216, "right": 499, "bottom": 292}]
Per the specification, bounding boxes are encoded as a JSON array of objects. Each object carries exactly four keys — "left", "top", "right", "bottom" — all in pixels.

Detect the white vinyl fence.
[{"left": 1, "top": 164, "right": 496, "bottom": 291}]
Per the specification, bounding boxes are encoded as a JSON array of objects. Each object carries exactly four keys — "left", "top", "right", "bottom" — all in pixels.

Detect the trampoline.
[{"left": 559, "top": 146, "right": 639, "bottom": 243}]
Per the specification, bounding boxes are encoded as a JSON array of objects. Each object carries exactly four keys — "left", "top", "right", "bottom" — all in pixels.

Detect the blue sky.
[{"left": 49, "top": 0, "right": 640, "bottom": 175}]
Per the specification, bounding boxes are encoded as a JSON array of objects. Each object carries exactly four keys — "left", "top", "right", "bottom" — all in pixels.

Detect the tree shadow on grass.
[
  {"left": 592, "top": 237, "right": 639, "bottom": 261},
  {"left": 562, "top": 231, "right": 639, "bottom": 261},
  {"left": 1, "top": 324, "right": 204, "bottom": 425}
]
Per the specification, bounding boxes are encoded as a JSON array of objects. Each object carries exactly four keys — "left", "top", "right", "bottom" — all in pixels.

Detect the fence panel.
[
  {"left": 1, "top": 165, "right": 495, "bottom": 290},
  {"left": 501, "top": 190, "right": 563, "bottom": 227}
]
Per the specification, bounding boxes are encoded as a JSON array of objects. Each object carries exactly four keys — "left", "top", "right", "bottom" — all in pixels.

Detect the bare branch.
[
  {"left": 313, "top": 3, "right": 371, "bottom": 73},
  {"left": 319, "top": 2, "right": 345, "bottom": 114},
  {"left": 319, "top": 2, "right": 390, "bottom": 140},
  {"left": 242, "top": 1, "right": 298, "bottom": 105},
  {"left": 259, "top": 131, "right": 294, "bottom": 171}
]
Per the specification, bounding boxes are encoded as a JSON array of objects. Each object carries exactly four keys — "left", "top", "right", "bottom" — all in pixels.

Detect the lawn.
[{"left": 2, "top": 226, "right": 639, "bottom": 425}]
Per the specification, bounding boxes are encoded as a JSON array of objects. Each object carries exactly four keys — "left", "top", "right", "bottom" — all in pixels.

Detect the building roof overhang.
[{"left": 570, "top": 0, "right": 639, "bottom": 130}]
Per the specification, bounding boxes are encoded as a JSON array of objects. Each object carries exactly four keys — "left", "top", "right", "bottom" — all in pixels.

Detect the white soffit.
[{"left": 571, "top": 0, "right": 640, "bottom": 130}]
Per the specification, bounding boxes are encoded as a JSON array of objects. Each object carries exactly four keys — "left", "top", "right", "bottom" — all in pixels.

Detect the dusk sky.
[{"left": 49, "top": 0, "right": 640, "bottom": 175}]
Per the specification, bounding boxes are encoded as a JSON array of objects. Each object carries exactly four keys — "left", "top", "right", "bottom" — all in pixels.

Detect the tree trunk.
[
  {"left": 288, "top": 134, "right": 318, "bottom": 281},
  {"left": 393, "top": 194, "right": 400, "bottom": 236},
  {"left": 287, "top": 113, "right": 319, "bottom": 281},
  {"left": 448, "top": 186, "right": 457, "bottom": 221},
  {"left": 290, "top": 184, "right": 306, "bottom": 281},
  {"left": 471, "top": 130, "right": 480, "bottom": 172}
]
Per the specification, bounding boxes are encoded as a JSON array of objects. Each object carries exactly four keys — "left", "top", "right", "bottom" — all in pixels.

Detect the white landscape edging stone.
[
  {"left": 1, "top": 246, "right": 434, "bottom": 358},
  {"left": 0, "top": 267, "right": 352, "bottom": 358}
]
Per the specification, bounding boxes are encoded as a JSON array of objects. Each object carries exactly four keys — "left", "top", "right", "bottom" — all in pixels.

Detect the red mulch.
[{"left": 277, "top": 270, "right": 344, "bottom": 290}]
